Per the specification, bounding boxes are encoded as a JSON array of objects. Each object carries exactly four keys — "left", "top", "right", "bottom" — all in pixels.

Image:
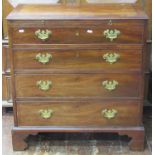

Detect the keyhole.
[{"left": 108, "top": 20, "right": 112, "bottom": 25}]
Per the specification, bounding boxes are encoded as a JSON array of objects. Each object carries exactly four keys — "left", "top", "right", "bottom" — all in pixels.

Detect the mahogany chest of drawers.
[{"left": 7, "top": 4, "right": 148, "bottom": 151}]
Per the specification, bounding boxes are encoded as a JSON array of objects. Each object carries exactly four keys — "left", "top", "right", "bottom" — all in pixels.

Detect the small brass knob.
[
  {"left": 75, "top": 32, "right": 80, "bottom": 36},
  {"left": 102, "top": 109, "right": 118, "bottom": 119}
]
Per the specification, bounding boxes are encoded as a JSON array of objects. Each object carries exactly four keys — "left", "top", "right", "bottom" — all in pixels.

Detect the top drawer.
[{"left": 11, "top": 21, "right": 144, "bottom": 44}]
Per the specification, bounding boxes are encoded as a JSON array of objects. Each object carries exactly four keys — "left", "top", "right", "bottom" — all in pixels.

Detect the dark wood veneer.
[
  {"left": 15, "top": 74, "right": 142, "bottom": 98},
  {"left": 14, "top": 49, "right": 142, "bottom": 73},
  {"left": 17, "top": 100, "right": 141, "bottom": 126},
  {"left": 11, "top": 23, "right": 144, "bottom": 44},
  {"left": 7, "top": 4, "right": 148, "bottom": 20},
  {"left": 7, "top": 3, "right": 148, "bottom": 151}
]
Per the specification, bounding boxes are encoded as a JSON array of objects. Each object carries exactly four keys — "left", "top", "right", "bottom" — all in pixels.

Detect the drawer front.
[
  {"left": 17, "top": 100, "right": 141, "bottom": 126},
  {"left": 15, "top": 74, "right": 142, "bottom": 99},
  {"left": 14, "top": 49, "right": 142, "bottom": 73},
  {"left": 12, "top": 22, "right": 144, "bottom": 44}
]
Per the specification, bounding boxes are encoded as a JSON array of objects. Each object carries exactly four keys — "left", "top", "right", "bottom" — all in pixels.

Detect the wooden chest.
[{"left": 7, "top": 4, "right": 148, "bottom": 151}]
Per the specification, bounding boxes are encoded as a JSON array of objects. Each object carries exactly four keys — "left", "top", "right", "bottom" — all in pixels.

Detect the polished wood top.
[{"left": 7, "top": 4, "right": 147, "bottom": 20}]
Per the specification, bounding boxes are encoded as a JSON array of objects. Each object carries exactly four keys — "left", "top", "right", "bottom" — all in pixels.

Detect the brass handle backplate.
[
  {"left": 36, "top": 80, "right": 52, "bottom": 91},
  {"left": 103, "top": 53, "right": 120, "bottom": 64},
  {"left": 103, "top": 29, "right": 120, "bottom": 41},
  {"left": 102, "top": 80, "right": 118, "bottom": 91},
  {"left": 35, "top": 29, "right": 52, "bottom": 41},
  {"left": 39, "top": 109, "right": 54, "bottom": 119},
  {"left": 102, "top": 109, "right": 118, "bottom": 119},
  {"left": 36, "top": 53, "right": 52, "bottom": 64}
]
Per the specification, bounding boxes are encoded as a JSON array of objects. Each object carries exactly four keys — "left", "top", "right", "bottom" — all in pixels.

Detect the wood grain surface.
[
  {"left": 7, "top": 4, "right": 148, "bottom": 20},
  {"left": 11, "top": 22, "right": 144, "bottom": 44},
  {"left": 2, "top": 75, "right": 12, "bottom": 102},
  {"left": 15, "top": 74, "right": 142, "bottom": 99},
  {"left": 7, "top": 3, "right": 148, "bottom": 151},
  {"left": 17, "top": 100, "right": 141, "bottom": 126},
  {"left": 14, "top": 48, "right": 142, "bottom": 73},
  {"left": 2, "top": 44, "right": 11, "bottom": 74}
]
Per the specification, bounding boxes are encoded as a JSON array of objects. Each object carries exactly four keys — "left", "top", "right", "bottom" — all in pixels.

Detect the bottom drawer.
[{"left": 17, "top": 100, "right": 141, "bottom": 126}]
